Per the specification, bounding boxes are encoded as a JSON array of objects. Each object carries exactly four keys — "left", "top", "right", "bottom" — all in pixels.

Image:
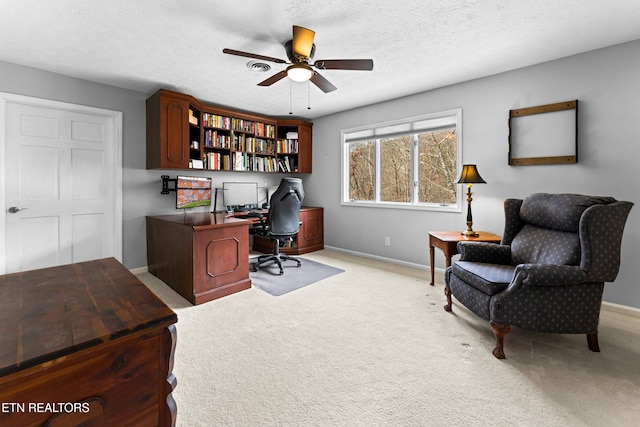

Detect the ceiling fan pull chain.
[
  {"left": 289, "top": 80, "right": 293, "bottom": 115},
  {"left": 308, "top": 81, "right": 311, "bottom": 110}
]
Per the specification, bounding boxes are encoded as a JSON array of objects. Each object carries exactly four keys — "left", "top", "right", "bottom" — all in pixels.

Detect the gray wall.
[{"left": 306, "top": 39, "right": 640, "bottom": 309}]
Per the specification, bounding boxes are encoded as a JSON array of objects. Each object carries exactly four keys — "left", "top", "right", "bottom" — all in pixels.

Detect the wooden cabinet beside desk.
[
  {"left": 147, "top": 213, "right": 252, "bottom": 305},
  {"left": 252, "top": 206, "right": 324, "bottom": 255},
  {"left": 0, "top": 258, "right": 177, "bottom": 427}
]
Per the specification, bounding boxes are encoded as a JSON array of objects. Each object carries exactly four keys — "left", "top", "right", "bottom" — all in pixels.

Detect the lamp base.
[{"left": 461, "top": 229, "right": 479, "bottom": 237}]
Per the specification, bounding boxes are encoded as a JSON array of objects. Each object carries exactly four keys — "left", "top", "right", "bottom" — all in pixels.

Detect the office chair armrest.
[
  {"left": 457, "top": 242, "right": 511, "bottom": 264},
  {"left": 249, "top": 214, "right": 269, "bottom": 236}
]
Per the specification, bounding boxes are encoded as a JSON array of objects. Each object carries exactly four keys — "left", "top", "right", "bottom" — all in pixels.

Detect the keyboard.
[{"left": 236, "top": 212, "right": 263, "bottom": 219}]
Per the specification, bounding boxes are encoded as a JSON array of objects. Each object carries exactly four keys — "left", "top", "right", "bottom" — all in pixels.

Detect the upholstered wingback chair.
[{"left": 444, "top": 193, "right": 633, "bottom": 359}]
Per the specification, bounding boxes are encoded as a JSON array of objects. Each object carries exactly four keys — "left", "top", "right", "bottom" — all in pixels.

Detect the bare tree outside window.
[
  {"left": 380, "top": 136, "right": 411, "bottom": 202},
  {"left": 349, "top": 140, "right": 375, "bottom": 201},
  {"left": 418, "top": 128, "right": 457, "bottom": 204}
]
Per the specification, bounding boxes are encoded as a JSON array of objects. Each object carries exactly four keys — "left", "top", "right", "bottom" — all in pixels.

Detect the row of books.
[
  {"left": 254, "top": 122, "right": 276, "bottom": 138},
  {"left": 203, "top": 133, "right": 298, "bottom": 154},
  {"left": 278, "top": 156, "right": 297, "bottom": 173},
  {"left": 204, "top": 152, "right": 231, "bottom": 170},
  {"left": 232, "top": 152, "right": 279, "bottom": 172},
  {"left": 232, "top": 135, "right": 275, "bottom": 154},
  {"left": 200, "top": 112, "right": 275, "bottom": 137},
  {"left": 227, "top": 153, "right": 297, "bottom": 172},
  {"left": 204, "top": 130, "right": 231, "bottom": 149},
  {"left": 198, "top": 152, "right": 297, "bottom": 172},
  {"left": 277, "top": 139, "right": 299, "bottom": 154},
  {"left": 201, "top": 113, "right": 230, "bottom": 130}
]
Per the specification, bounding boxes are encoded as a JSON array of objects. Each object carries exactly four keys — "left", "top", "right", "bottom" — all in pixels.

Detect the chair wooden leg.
[
  {"left": 490, "top": 321, "right": 511, "bottom": 359},
  {"left": 587, "top": 333, "right": 600, "bottom": 352},
  {"left": 443, "top": 287, "right": 452, "bottom": 312}
]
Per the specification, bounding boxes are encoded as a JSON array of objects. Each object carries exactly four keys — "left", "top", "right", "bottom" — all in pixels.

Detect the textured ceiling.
[{"left": 2, "top": 0, "right": 640, "bottom": 119}]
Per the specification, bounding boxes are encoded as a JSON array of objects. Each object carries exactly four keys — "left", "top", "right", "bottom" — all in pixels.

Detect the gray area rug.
[{"left": 249, "top": 257, "right": 344, "bottom": 296}]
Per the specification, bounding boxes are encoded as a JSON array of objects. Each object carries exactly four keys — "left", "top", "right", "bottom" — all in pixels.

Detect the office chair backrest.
[{"left": 268, "top": 178, "right": 304, "bottom": 237}]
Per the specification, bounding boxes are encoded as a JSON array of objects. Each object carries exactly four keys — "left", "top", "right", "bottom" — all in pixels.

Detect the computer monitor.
[
  {"left": 223, "top": 182, "right": 259, "bottom": 211},
  {"left": 176, "top": 176, "right": 212, "bottom": 209}
]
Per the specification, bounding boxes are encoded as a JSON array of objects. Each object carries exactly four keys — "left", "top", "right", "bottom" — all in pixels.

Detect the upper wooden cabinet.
[{"left": 146, "top": 89, "right": 313, "bottom": 173}]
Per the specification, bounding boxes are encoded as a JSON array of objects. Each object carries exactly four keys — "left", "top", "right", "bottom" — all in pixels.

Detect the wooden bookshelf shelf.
[{"left": 146, "top": 89, "right": 312, "bottom": 173}]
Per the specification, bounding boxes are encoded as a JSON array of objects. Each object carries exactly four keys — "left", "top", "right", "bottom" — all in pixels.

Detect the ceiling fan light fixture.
[{"left": 287, "top": 64, "right": 313, "bottom": 82}]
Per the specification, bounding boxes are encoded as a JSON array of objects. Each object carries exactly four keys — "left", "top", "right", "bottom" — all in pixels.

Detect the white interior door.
[{"left": 0, "top": 93, "right": 122, "bottom": 274}]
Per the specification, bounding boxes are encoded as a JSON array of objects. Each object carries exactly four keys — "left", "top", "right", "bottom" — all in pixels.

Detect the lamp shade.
[
  {"left": 287, "top": 64, "right": 313, "bottom": 82},
  {"left": 455, "top": 164, "right": 486, "bottom": 184}
]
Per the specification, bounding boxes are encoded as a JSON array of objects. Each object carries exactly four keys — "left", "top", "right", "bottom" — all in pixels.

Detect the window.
[{"left": 342, "top": 109, "right": 462, "bottom": 211}]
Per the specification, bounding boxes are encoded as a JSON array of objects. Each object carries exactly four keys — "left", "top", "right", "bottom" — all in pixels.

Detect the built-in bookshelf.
[{"left": 146, "top": 89, "right": 312, "bottom": 173}]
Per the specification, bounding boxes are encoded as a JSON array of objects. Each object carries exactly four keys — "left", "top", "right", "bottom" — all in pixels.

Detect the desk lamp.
[{"left": 455, "top": 164, "right": 486, "bottom": 236}]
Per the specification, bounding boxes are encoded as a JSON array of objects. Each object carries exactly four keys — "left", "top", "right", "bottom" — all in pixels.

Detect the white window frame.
[{"left": 341, "top": 108, "right": 463, "bottom": 212}]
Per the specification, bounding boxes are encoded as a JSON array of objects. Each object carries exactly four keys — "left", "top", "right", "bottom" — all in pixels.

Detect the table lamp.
[{"left": 455, "top": 164, "right": 486, "bottom": 236}]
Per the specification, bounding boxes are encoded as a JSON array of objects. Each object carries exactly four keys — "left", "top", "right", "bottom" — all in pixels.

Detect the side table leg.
[{"left": 429, "top": 244, "right": 435, "bottom": 286}]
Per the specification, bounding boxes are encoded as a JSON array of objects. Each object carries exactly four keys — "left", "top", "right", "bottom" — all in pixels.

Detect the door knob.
[{"left": 7, "top": 206, "right": 27, "bottom": 213}]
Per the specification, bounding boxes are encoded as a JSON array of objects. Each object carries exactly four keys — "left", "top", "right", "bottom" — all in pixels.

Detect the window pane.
[
  {"left": 380, "top": 135, "right": 411, "bottom": 203},
  {"left": 417, "top": 128, "right": 457, "bottom": 204},
  {"left": 348, "top": 140, "right": 375, "bottom": 201}
]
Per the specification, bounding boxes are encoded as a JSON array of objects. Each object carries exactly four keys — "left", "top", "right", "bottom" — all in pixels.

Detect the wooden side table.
[{"left": 428, "top": 231, "right": 502, "bottom": 286}]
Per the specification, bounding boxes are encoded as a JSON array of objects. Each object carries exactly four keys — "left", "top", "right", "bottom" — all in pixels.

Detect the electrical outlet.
[{"left": 384, "top": 237, "right": 391, "bottom": 246}]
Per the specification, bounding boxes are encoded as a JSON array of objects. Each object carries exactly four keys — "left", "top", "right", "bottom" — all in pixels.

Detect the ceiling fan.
[{"left": 223, "top": 25, "right": 374, "bottom": 93}]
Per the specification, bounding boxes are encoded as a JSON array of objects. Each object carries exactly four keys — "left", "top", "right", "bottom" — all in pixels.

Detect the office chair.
[{"left": 250, "top": 178, "right": 305, "bottom": 275}]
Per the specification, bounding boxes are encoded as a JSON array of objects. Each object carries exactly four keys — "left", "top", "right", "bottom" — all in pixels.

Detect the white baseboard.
[
  {"left": 324, "top": 245, "right": 428, "bottom": 271},
  {"left": 601, "top": 301, "right": 640, "bottom": 318},
  {"left": 130, "top": 266, "right": 148, "bottom": 275}
]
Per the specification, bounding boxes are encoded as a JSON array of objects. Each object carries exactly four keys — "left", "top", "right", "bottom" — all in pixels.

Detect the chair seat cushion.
[{"left": 451, "top": 261, "right": 515, "bottom": 296}]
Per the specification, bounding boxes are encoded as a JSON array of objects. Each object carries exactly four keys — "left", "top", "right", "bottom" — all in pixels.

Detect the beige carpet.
[{"left": 139, "top": 250, "right": 640, "bottom": 427}]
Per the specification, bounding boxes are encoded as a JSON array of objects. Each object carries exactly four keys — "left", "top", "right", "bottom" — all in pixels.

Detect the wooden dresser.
[{"left": 0, "top": 258, "right": 178, "bottom": 427}]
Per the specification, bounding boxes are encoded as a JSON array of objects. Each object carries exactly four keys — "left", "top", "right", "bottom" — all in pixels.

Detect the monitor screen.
[
  {"left": 223, "top": 182, "right": 258, "bottom": 210},
  {"left": 176, "top": 176, "right": 212, "bottom": 209}
]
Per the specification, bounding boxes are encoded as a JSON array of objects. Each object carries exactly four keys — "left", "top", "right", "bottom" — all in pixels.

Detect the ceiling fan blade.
[
  {"left": 257, "top": 70, "right": 288, "bottom": 87},
  {"left": 292, "top": 26, "right": 315, "bottom": 58},
  {"left": 223, "top": 48, "right": 287, "bottom": 64},
  {"left": 310, "top": 72, "right": 337, "bottom": 93},
  {"left": 313, "top": 59, "right": 374, "bottom": 71}
]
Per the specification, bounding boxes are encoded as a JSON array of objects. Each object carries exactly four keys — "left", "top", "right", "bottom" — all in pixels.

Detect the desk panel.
[{"left": 146, "top": 213, "right": 251, "bottom": 305}]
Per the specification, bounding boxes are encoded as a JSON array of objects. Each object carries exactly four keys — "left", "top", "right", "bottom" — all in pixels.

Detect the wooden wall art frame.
[{"left": 508, "top": 100, "right": 578, "bottom": 166}]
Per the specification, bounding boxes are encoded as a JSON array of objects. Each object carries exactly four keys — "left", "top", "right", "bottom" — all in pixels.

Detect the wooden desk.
[
  {"left": 428, "top": 231, "right": 502, "bottom": 286},
  {"left": 146, "top": 212, "right": 251, "bottom": 305},
  {"left": 0, "top": 258, "right": 177, "bottom": 427}
]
